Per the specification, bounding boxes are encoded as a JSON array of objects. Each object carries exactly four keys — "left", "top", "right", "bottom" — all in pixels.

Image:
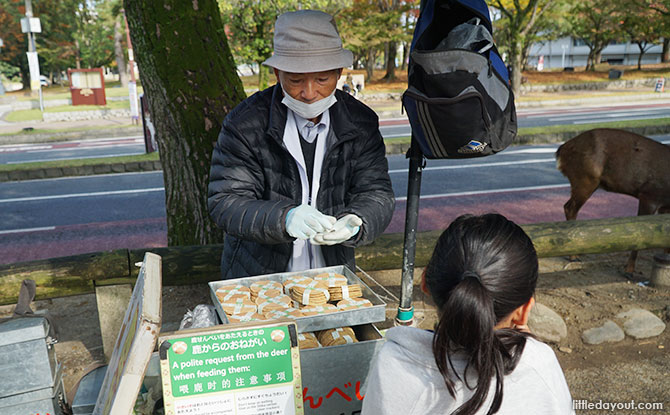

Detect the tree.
[
  {"left": 633, "top": 0, "right": 670, "bottom": 62},
  {"left": 219, "top": 0, "right": 348, "bottom": 90},
  {"left": 0, "top": 0, "right": 30, "bottom": 89},
  {"left": 123, "top": 0, "right": 247, "bottom": 246},
  {"left": 621, "top": 1, "right": 663, "bottom": 69},
  {"left": 567, "top": 0, "right": 622, "bottom": 71},
  {"left": 490, "top": 0, "right": 559, "bottom": 95},
  {"left": 338, "top": 0, "right": 412, "bottom": 82},
  {"left": 376, "top": 0, "right": 415, "bottom": 81},
  {"left": 339, "top": 1, "right": 388, "bottom": 81},
  {"left": 493, "top": 1, "right": 571, "bottom": 71}
]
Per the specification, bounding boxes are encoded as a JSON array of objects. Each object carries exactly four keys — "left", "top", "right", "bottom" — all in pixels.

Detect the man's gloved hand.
[
  {"left": 286, "top": 204, "right": 336, "bottom": 240},
  {"left": 311, "top": 214, "right": 362, "bottom": 245}
]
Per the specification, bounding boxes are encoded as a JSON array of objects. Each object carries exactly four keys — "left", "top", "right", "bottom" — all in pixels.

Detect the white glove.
[
  {"left": 311, "top": 214, "right": 362, "bottom": 245},
  {"left": 286, "top": 205, "right": 336, "bottom": 240}
]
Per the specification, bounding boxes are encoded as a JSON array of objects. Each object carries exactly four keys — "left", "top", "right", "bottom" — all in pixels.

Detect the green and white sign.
[{"left": 159, "top": 321, "right": 304, "bottom": 415}]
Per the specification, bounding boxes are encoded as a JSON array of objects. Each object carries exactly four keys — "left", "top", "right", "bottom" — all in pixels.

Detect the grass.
[
  {"left": 378, "top": 117, "right": 670, "bottom": 147},
  {"left": 11, "top": 83, "right": 143, "bottom": 101},
  {"left": 4, "top": 109, "right": 43, "bottom": 122},
  {"left": 4, "top": 100, "right": 131, "bottom": 122},
  {"left": 0, "top": 151, "right": 160, "bottom": 173},
  {"left": 518, "top": 116, "right": 670, "bottom": 136}
]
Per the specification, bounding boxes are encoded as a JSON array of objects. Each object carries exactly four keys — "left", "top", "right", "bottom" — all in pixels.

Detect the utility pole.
[
  {"left": 21, "top": 0, "right": 44, "bottom": 111},
  {"left": 122, "top": 9, "right": 139, "bottom": 125},
  {"left": 0, "top": 38, "right": 5, "bottom": 95}
]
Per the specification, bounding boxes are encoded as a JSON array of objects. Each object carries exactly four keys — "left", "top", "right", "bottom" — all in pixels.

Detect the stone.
[
  {"left": 96, "top": 284, "right": 133, "bottom": 362},
  {"left": 582, "top": 320, "right": 625, "bottom": 345},
  {"left": 528, "top": 302, "right": 568, "bottom": 343},
  {"left": 615, "top": 308, "right": 666, "bottom": 339}
]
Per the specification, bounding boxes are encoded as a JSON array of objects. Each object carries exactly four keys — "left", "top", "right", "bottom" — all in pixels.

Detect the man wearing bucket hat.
[{"left": 208, "top": 10, "right": 395, "bottom": 279}]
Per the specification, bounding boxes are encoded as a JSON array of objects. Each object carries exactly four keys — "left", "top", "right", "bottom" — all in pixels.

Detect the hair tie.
[{"left": 462, "top": 270, "right": 482, "bottom": 283}]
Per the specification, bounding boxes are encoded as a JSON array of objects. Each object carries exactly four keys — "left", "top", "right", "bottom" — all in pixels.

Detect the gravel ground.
[{"left": 0, "top": 250, "right": 667, "bottom": 414}]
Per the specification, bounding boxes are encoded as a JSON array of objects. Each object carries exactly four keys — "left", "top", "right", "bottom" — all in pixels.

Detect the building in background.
[{"left": 527, "top": 37, "right": 664, "bottom": 69}]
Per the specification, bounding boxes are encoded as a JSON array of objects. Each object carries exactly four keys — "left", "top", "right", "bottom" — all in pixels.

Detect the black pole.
[{"left": 396, "top": 137, "right": 423, "bottom": 325}]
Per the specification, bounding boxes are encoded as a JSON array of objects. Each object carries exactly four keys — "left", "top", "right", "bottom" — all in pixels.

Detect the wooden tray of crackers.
[{"left": 209, "top": 265, "right": 386, "bottom": 333}]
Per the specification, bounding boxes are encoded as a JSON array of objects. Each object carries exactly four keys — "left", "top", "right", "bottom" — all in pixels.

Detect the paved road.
[
  {"left": 3, "top": 101, "right": 670, "bottom": 164},
  {"left": 379, "top": 102, "right": 670, "bottom": 138},
  {"left": 3, "top": 136, "right": 668, "bottom": 264}
]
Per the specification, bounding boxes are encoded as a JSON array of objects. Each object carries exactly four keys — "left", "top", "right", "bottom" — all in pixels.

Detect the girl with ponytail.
[{"left": 362, "top": 214, "right": 574, "bottom": 414}]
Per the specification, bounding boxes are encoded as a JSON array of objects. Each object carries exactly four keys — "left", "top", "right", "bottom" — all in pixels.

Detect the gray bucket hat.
[{"left": 263, "top": 10, "right": 353, "bottom": 73}]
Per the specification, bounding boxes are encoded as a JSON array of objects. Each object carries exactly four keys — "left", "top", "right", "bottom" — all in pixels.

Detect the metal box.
[
  {"left": 142, "top": 323, "right": 386, "bottom": 415},
  {"left": 301, "top": 323, "right": 385, "bottom": 415},
  {"left": 209, "top": 265, "right": 386, "bottom": 333},
  {"left": 71, "top": 366, "right": 107, "bottom": 415},
  {"left": 0, "top": 317, "right": 64, "bottom": 415}
]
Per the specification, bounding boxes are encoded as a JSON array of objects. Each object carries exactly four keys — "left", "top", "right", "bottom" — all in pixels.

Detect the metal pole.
[
  {"left": 24, "top": 0, "right": 43, "bottom": 112},
  {"left": 123, "top": 12, "right": 136, "bottom": 84},
  {"left": 122, "top": 11, "right": 139, "bottom": 125},
  {"left": 396, "top": 138, "right": 423, "bottom": 326}
]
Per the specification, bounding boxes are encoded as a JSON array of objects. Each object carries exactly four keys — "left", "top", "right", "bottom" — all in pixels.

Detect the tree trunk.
[
  {"left": 586, "top": 48, "right": 596, "bottom": 71},
  {"left": 75, "top": 39, "right": 82, "bottom": 69},
  {"left": 123, "top": 0, "right": 247, "bottom": 246},
  {"left": 663, "top": 38, "right": 670, "bottom": 63},
  {"left": 401, "top": 41, "right": 409, "bottom": 71},
  {"left": 257, "top": 62, "right": 268, "bottom": 91},
  {"left": 365, "top": 48, "right": 375, "bottom": 82},
  {"left": 508, "top": 36, "right": 523, "bottom": 97},
  {"left": 637, "top": 42, "right": 644, "bottom": 70},
  {"left": 382, "top": 41, "right": 397, "bottom": 81},
  {"left": 594, "top": 49, "right": 603, "bottom": 69},
  {"left": 114, "top": 18, "right": 129, "bottom": 87},
  {"left": 19, "top": 63, "right": 30, "bottom": 90}
]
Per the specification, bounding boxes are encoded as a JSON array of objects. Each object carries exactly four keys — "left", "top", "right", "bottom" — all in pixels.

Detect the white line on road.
[
  {"left": 547, "top": 110, "right": 668, "bottom": 123},
  {"left": 395, "top": 183, "right": 570, "bottom": 201},
  {"left": 533, "top": 107, "right": 663, "bottom": 120},
  {"left": 0, "top": 226, "right": 56, "bottom": 235},
  {"left": 0, "top": 187, "right": 164, "bottom": 204},
  {"left": 388, "top": 158, "right": 554, "bottom": 174},
  {"left": 501, "top": 147, "right": 559, "bottom": 155}
]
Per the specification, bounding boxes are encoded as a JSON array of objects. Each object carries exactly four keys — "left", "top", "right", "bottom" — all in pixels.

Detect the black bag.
[{"left": 403, "top": 0, "right": 517, "bottom": 159}]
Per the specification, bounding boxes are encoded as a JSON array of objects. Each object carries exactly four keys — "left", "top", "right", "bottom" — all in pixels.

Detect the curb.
[
  {"left": 2, "top": 124, "right": 670, "bottom": 182},
  {"left": 0, "top": 126, "right": 143, "bottom": 145},
  {"left": 0, "top": 160, "right": 162, "bottom": 182}
]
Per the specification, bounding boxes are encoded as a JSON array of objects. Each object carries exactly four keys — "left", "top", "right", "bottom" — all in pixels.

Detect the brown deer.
[{"left": 555, "top": 128, "right": 670, "bottom": 274}]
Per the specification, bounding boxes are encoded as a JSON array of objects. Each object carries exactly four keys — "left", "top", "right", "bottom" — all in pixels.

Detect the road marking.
[
  {"left": 501, "top": 147, "right": 558, "bottom": 155},
  {"left": 0, "top": 187, "right": 164, "bottom": 204},
  {"left": 0, "top": 226, "right": 56, "bottom": 235},
  {"left": 388, "top": 158, "right": 554, "bottom": 174},
  {"left": 534, "top": 107, "right": 663, "bottom": 120},
  {"left": 395, "top": 183, "right": 570, "bottom": 201}
]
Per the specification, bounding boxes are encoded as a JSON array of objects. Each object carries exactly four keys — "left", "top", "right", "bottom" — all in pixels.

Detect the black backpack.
[{"left": 403, "top": 0, "right": 517, "bottom": 159}]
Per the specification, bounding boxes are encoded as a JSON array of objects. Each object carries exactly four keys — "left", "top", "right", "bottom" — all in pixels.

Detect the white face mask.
[{"left": 281, "top": 85, "right": 337, "bottom": 120}]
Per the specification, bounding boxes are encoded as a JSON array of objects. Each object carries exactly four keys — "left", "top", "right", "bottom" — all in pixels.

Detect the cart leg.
[{"left": 396, "top": 144, "right": 423, "bottom": 326}]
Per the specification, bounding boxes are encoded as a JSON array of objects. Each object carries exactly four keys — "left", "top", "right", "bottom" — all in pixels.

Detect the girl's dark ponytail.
[{"left": 426, "top": 214, "right": 538, "bottom": 415}]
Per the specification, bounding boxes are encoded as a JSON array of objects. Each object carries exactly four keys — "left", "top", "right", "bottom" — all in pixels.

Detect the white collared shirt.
[
  {"left": 292, "top": 110, "right": 330, "bottom": 143},
  {"left": 283, "top": 109, "right": 331, "bottom": 272}
]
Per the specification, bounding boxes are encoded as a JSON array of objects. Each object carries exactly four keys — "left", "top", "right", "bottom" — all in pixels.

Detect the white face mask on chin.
[{"left": 281, "top": 85, "right": 337, "bottom": 120}]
